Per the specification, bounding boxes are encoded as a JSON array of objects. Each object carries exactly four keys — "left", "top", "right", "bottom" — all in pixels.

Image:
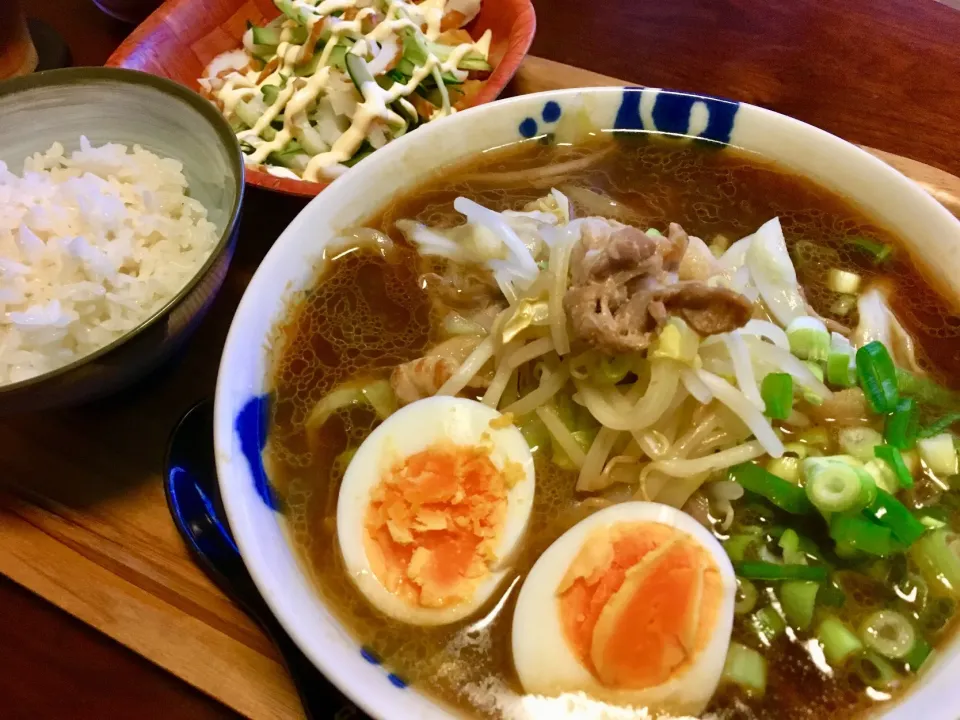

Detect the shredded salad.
[{"left": 199, "top": 0, "right": 492, "bottom": 182}]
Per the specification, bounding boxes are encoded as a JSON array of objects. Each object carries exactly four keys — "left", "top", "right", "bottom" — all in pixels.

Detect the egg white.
[
  {"left": 511, "top": 501, "right": 736, "bottom": 717},
  {"left": 338, "top": 396, "right": 535, "bottom": 626}
]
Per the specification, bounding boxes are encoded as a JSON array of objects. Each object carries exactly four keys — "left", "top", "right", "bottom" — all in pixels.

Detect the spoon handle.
[{"left": 257, "top": 611, "right": 361, "bottom": 720}]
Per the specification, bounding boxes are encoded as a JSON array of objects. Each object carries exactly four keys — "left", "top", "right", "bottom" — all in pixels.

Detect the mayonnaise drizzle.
[{"left": 207, "top": 0, "right": 490, "bottom": 180}]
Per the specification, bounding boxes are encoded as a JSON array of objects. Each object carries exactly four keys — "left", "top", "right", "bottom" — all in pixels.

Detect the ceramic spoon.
[{"left": 163, "top": 400, "right": 363, "bottom": 720}]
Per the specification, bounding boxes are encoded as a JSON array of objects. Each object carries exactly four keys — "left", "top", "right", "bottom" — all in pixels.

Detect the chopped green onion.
[
  {"left": 920, "top": 596, "right": 956, "bottom": 633},
  {"left": 762, "top": 372, "right": 794, "bottom": 420},
  {"left": 859, "top": 610, "right": 916, "bottom": 659},
  {"left": 730, "top": 463, "right": 814, "bottom": 515},
  {"left": 839, "top": 426, "right": 885, "bottom": 463},
  {"left": 830, "top": 295, "right": 857, "bottom": 317},
  {"left": 766, "top": 455, "right": 800, "bottom": 484},
  {"left": 856, "top": 341, "right": 899, "bottom": 413},
  {"left": 803, "top": 457, "right": 876, "bottom": 513},
  {"left": 801, "top": 361, "right": 825, "bottom": 405},
  {"left": 828, "top": 268, "right": 862, "bottom": 294},
  {"left": 864, "top": 488, "right": 926, "bottom": 545},
  {"left": 779, "top": 580, "right": 819, "bottom": 630},
  {"left": 917, "top": 432, "right": 959, "bottom": 477},
  {"left": 778, "top": 528, "right": 807, "bottom": 565},
  {"left": 894, "top": 572, "right": 929, "bottom": 609},
  {"left": 819, "top": 580, "right": 847, "bottom": 607},
  {"left": 817, "top": 616, "right": 864, "bottom": 666},
  {"left": 885, "top": 398, "right": 918, "bottom": 449},
  {"left": 735, "top": 578, "right": 759, "bottom": 615},
  {"left": 851, "top": 651, "right": 901, "bottom": 689},
  {"left": 863, "top": 459, "right": 900, "bottom": 495},
  {"left": 782, "top": 442, "right": 819, "bottom": 460},
  {"left": 827, "top": 333, "right": 857, "bottom": 387},
  {"left": 902, "top": 635, "right": 933, "bottom": 673},
  {"left": 917, "top": 509, "right": 949, "bottom": 530},
  {"left": 897, "top": 368, "right": 960, "bottom": 409},
  {"left": 830, "top": 513, "right": 898, "bottom": 556},
  {"left": 721, "top": 642, "right": 767, "bottom": 697},
  {"left": 910, "top": 529, "right": 960, "bottom": 596},
  {"left": 874, "top": 444, "right": 914, "bottom": 490},
  {"left": 796, "top": 426, "right": 831, "bottom": 451},
  {"left": 734, "top": 561, "right": 828, "bottom": 581},
  {"left": 850, "top": 236, "right": 893, "bottom": 263},
  {"left": 751, "top": 606, "right": 786, "bottom": 645},
  {"left": 787, "top": 316, "right": 830, "bottom": 362},
  {"left": 918, "top": 411, "right": 960, "bottom": 439},
  {"left": 725, "top": 534, "right": 760, "bottom": 563}
]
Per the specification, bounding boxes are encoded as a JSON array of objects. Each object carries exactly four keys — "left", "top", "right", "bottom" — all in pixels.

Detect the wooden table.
[{"left": 6, "top": 0, "right": 960, "bottom": 716}]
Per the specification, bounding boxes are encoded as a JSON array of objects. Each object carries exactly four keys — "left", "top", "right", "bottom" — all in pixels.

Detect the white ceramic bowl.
[{"left": 214, "top": 87, "right": 960, "bottom": 719}]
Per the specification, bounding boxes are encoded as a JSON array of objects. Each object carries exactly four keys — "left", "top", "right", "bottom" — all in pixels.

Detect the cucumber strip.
[
  {"left": 287, "top": 26, "right": 309, "bottom": 44},
  {"left": 394, "top": 58, "right": 417, "bottom": 77},
  {"left": 345, "top": 52, "right": 375, "bottom": 93},
  {"left": 250, "top": 44, "right": 278, "bottom": 60},
  {"left": 393, "top": 98, "right": 418, "bottom": 126},
  {"left": 328, "top": 44, "right": 348, "bottom": 72},
  {"left": 295, "top": 52, "right": 323, "bottom": 77},
  {"left": 456, "top": 55, "right": 492, "bottom": 71},
  {"left": 401, "top": 28, "right": 430, "bottom": 66},
  {"left": 269, "top": 150, "right": 310, "bottom": 171},
  {"left": 261, "top": 84, "right": 281, "bottom": 105},
  {"left": 426, "top": 42, "right": 491, "bottom": 71},
  {"left": 251, "top": 26, "right": 282, "bottom": 45},
  {"left": 343, "top": 141, "right": 375, "bottom": 167}
]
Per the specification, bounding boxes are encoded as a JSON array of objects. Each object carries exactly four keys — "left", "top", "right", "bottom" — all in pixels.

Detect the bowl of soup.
[{"left": 214, "top": 86, "right": 960, "bottom": 719}]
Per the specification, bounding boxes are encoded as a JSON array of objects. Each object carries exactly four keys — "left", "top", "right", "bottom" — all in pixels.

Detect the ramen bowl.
[
  {"left": 0, "top": 67, "right": 243, "bottom": 414},
  {"left": 214, "top": 86, "right": 960, "bottom": 719}
]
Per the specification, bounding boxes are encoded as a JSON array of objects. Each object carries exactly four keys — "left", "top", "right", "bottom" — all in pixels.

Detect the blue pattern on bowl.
[
  {"left": 361, "top": 647, "right": 407, "bottom": 689},
  {"left": 541, "top": 100, "right": 562, "bottom": 123},
  {"left": 236, "top": 394, "right": 277, "bottom": 510},
  {"left": 387, "top": 673, "right": 408, "bottom": 689},
  {"left": 518, "top": 117, "right": 539, "bottom": 138},
  {"left": 518, "top": 89, "right": 739, "bottom": 145},
  {"left": 615, "top": 88, "right": 739, "bottom": 144}
]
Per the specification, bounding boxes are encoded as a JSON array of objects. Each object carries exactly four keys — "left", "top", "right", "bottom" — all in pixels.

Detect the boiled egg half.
[
  {"left": 338, "top": 396, "right": 535, "bottom": 626},
  {"left": 512, "top": 502, "right": 735, "bottom": 717}
]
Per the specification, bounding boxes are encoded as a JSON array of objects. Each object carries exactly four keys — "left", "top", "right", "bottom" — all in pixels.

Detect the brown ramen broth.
[{"left": 267, "top": 134, "right": 960, "bottom": 719}]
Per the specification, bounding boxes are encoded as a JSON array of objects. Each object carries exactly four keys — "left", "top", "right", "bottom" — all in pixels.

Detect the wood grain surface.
[
  {"left": 6, "top": 0, "right": 960, "bottom": 717},
  {"left": 0, "top": 575, "right": 237, "bottom": 720}
]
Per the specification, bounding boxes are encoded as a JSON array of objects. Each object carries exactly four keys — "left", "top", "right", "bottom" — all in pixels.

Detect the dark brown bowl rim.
[{"left": 0, "top": 66, "right": 245, "bottom": 396}]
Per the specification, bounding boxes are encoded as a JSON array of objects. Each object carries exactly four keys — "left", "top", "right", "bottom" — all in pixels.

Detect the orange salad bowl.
[{"left": 107, "top": 0, "right": 536, "bottom": 197}]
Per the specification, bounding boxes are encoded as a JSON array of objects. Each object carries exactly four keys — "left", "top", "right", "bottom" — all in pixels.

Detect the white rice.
[{"left": 0, "top": 137, "right": 219, "bottom": 385}]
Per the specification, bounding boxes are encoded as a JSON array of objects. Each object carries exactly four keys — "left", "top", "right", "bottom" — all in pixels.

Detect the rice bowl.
[
  {"left": 0, "top": 137, "right": 220, "bottom": 385},
  {"left": 0, "top": 67, "right": 243, "bottom": 413}
]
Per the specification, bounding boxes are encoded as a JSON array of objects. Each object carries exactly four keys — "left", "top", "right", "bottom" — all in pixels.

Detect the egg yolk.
[
  {"left": 556, "top": 522, "right": 722, "bottom": 689},
  {"left": 363, "top": 442, "right": 513, "bottom": 608}
]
